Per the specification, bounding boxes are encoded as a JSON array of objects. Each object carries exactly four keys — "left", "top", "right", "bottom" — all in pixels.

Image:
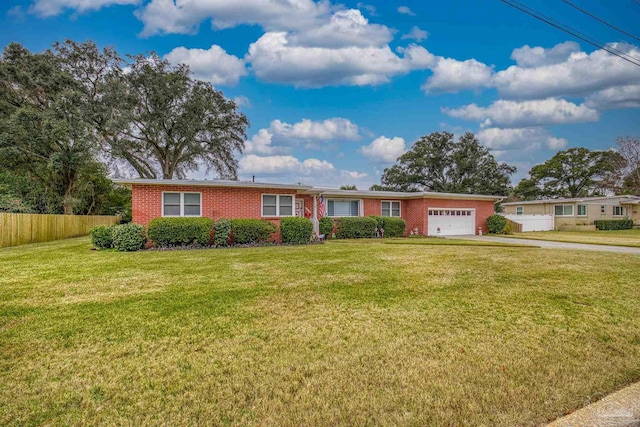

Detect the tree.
[
  {"left": 54, "top": 40, "right": 249, "bottom": 179},
  {"left": 378, "top": 131, "right": 515, "bottom": 195},
  {"left": 340, "top": 185, "right": 357, "bottom": 190},
  {"left": 618, "top": 136, "right": 640, "bottom": 194},
  {"left": 0, "top": 43, "right": 107, "bottom": 214},
  {"left": 513, "top": 147, "right": 625, "bottom": 200}
]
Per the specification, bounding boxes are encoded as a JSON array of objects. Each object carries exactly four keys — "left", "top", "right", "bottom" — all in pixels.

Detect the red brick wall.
[{"left": 132, "top": 185, "right": 495, "bottom": 237}]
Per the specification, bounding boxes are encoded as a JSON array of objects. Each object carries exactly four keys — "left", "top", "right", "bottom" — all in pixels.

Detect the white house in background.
[{"left": 502, "top": 195, "right": 640, "bottom": 230}]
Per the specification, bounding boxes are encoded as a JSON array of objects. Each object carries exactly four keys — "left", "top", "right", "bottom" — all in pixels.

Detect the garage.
[{"left": 427, "top": 208, "right": 475, "bottom": 236}]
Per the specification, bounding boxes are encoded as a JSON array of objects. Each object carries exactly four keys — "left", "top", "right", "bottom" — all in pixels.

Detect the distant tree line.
[
  {"left": 371, "top": 132, "right": 639, "bottom": 200},
  {"left": 0, "top": 40, "right": 248, "bottom": 215}
]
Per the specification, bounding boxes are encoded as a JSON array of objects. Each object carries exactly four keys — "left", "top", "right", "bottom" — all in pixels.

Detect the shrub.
[
  {"left": 214, "top": 218, "right": 232, "bottom": 246},
  {"left": 319, "top": 216, "right": 335, "bottom": 236},
  {"left": 335, "top": 217, "right": 377, "bottom": 239},
  {"left": 90, "top": 225, "right": 114, "bottom": 250},
  {"left": 369, "top": 215, "right": 384, "bottom": 231},
  {"left": 280, "top": 217, "right": 313, "bottom": 244},
  {"left": 231, "top": 219, "right": 277, "bottom": 244},
  {"left": 148, "top": 217, "right": 213, "bottom": 247},
  {"left": 382, "top": 217, "right": 406, "bottom": 237},
  {"left": 486, "top": 214, "right": 507, "bottom": 234},
  {"left": 112, "top": 223, "right": 146, "bottom": 252},
  {"left": 594, "top": 219, "right": 634, "bottom": 230}
]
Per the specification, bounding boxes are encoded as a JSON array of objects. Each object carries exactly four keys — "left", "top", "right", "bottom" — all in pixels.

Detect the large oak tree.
[
  {"left": 513, "top": 147, "right": 625, "bottom": 200},
  {"left": 375, "top": 131, "right": 516, "bottom": 195}
]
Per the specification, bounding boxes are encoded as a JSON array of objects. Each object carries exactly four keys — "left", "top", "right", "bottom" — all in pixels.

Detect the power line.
[
  {"left": 561, "top": 0, "right": 640, "bottom": 42},
  {"left": 500, "top": 0, "right": 640, "bottom": 68}
]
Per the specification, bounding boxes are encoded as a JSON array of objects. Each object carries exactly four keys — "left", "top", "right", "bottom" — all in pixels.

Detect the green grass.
[
  {"left": 505, "top": 229, "right": 640, "bottom": 247},
  {"left": 1, "top": 237, "right": 640, "bottom": 426}
]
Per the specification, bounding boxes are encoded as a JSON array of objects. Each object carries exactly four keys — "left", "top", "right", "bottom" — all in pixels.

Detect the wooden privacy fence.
[{"left": 0, "top": 213, "right": 120, "bottom": 249}]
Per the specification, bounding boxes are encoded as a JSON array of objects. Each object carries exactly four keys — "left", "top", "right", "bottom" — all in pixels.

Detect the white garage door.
[{"left": 428, "top": 209, "right": 475, "bottom": 236}]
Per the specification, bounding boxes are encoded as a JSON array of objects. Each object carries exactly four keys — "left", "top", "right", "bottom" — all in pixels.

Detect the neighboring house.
[
  {"left": 502, "top": 196, "right": 640, "bottom": 229},
  {"left": 114, "top": 179, "right": 501, "bottom": 237}
]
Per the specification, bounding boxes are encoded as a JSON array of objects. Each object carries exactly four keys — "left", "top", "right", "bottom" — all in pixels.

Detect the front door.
[{"left": 295, "top": 199, "right": 304, "bottom": 217}]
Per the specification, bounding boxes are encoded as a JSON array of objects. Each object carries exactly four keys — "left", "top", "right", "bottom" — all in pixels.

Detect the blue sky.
[{"left": 2, "top": 0, "right": 639, "bottom": 189}]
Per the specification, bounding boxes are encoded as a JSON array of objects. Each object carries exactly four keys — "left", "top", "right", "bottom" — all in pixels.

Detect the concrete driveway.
[{"left": 450, "top": 235, "right": 640, "bottom": 255}]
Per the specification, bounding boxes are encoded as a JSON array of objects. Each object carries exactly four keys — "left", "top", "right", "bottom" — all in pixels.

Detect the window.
[
  {"left": 262, "top": 194, "right": 294, "bottom": 217},
  {"left": 613, "top": 206, "right": 624, "bottom": 216},
  {"left": 601, "top": 205, "right": 606, "bottom": 214},
  {"left": 163, "top": 192, "right": 201, "bottom": 217},
  {"left": 382, "top": 201, "right": 401, "bottom": 217},
  {"left": 516, "top": 206, "right": 524, "bottom": 215},
  {"left": 554, "top": 205, "right": 573, "bottom": 216},
  {"left": 577, "top": 205, "right": 587, "bottom": 216},
  {"left": 327, "top": 199, "right": 360, "bottom": 217}
]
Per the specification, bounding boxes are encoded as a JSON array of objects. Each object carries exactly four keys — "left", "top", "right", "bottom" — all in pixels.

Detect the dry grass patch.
[
  {"left": 0, "top": 237, "right": 639, "bottom": 426},
  {"left": 507, "top": 229, "right": 640, "bottom": 247}
]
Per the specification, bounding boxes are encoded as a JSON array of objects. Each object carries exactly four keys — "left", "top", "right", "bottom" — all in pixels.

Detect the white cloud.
[
  {"left": 135, "top": 0, "right": 330, "bottom": 36},
  {"left": 357, "top": 2, "right": 377, "bottom": 16},
  {"left": 244, "top": 117, "right": 361, "bottom": 155},
  {"left": 397, "top": 6, "right": 416, "bottom": 16},
  {"left": 443, "top": 98, "right": 599, "bottom": 128},
  {"left": 270, "top": 117, "right": 360, "bottom": 141},
  {"left": 510, "top": 41, "right": 580, "bottom": 68},
  {"left": 422, "top": 57, "right": 493, "bottom": 93},
  {"left": 164, "top": 44, "right": 246, "bottom": 86},
  {"left": 585, "top": 84, "right": 640, "bottom": 110},
  {"left": 342, "top": 170, "right": 368, "bottom": 179},
  {"left": 29, "top": 0, "right": 139, "bottom": 16},
  {"left": 401, "top": 26, "right": 428, "bottom": 42},
  {"left": 239, "top": 154, "right": 333, "bottom": 175},
  {"left": 359, "top": 136, "right": 406, "bottom": 163},
  {"left": 477, "top": 127, "right": 568, "bottom": 150},
  {"left": 233, "top": 96, "right": 251, "bottom": 108},
  {"left": 288, "top": 9, "right": 393, "bottom": 48},
  {"left": 493, "top": 42, "right": 640, "bottom": 99},
  {"left": 247, "top": 32, "right": 434, "bottom": 87}
]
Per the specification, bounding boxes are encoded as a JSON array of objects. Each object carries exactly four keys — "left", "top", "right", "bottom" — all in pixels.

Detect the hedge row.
[
  {"left": 594, "top": 219, "right": 634, "bottom": 230},
  {"left": 90, "top": 223, "right": 146, "bottom": 251},
  {"left": 231, "top": 219, "right": 278, "bottom": 244},
  {"left": 148, "top": 217, "right": 213, "bottom": 247},
  {"left": 486, "top": 214, "right": 508, "bottom": 234},
  {"left": 280, "top": 217, "right": 314, "bottom": 244}
]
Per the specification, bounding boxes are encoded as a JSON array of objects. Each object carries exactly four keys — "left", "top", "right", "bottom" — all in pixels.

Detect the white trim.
[
  {"left": 295, "top": 198, "right": 304, "bottom": 218},
  {"left": 381, "top": 200, "right": 401, "bottom": 217},
  {"left": 326, "top": 198, "right": 363, "bottom": 217},
  {"left": 261, "top": 194, "right": 296, "bottom": 217},
  {"left": 516, "top": 206, "right": 524, "bottom": 215},
  {"left": 554, "top": 204, "right": 574, "bottom": 217},
  {"left": 613, "top": 206, "right": 625, "bottom": 217},
  {"left": 162, "top": 191, "right": 202, "bottom": 217}
]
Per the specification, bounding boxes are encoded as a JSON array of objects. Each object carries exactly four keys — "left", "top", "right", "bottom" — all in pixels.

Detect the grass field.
[
  {"left": 506, "top": 229, "right": 640, "bottom": 248},
  {"left": 1, "top": 237, "right": 639, "bottom": 426}
]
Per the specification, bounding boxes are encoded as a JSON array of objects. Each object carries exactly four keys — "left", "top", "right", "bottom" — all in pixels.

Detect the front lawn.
[
  {"left": 1, "top": 237, "right": 639, "bottom": 426},
  {"left": 506, "top": 229, "right": 640, "bottom": 247}
]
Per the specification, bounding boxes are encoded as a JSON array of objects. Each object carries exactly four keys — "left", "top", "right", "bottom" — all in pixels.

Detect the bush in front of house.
[
  {"left": 594, "top": 219, "right": 634, "bottom": 230},
  {"left": 319, "top": 216, "right": 335, "bottom": 236},
  {"left": 335, "top": 216, "right": 377, "bottom": 239},
  {"left": 148, "top": 217, "right": 213, "bottom": 247},
  {"left": 231, "top": 219, "right": 277, "bottom": 244},
  {"left": 112, "top": 223, "right": 147, "bottom": 251},
  {"left": 214, "top": 218, "right": 232, "bottom": 246},
  {"left": 280, "top": 217, "right": 314, "bottom": 244},
  {"left": 486, "top": 214, "right": 507, "bottom": 234},
  {"left": 90, "top": 225, "right": 114, "bottom": 250},
  {"left": 382, "top": 217, "right": 406, "bottom": 237}
]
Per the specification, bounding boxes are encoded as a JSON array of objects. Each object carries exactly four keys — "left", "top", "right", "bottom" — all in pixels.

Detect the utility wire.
[
  {"left": 561, "top": 0, "right": 640, "bottom": 42},
  {"left": 500, "top": 0, "right": 640, "bottom": 67}
]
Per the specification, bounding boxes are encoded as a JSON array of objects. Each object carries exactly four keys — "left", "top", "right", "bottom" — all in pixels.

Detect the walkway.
[{"left": 451, "top": 235, "right": 640, "bottom": 255}]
